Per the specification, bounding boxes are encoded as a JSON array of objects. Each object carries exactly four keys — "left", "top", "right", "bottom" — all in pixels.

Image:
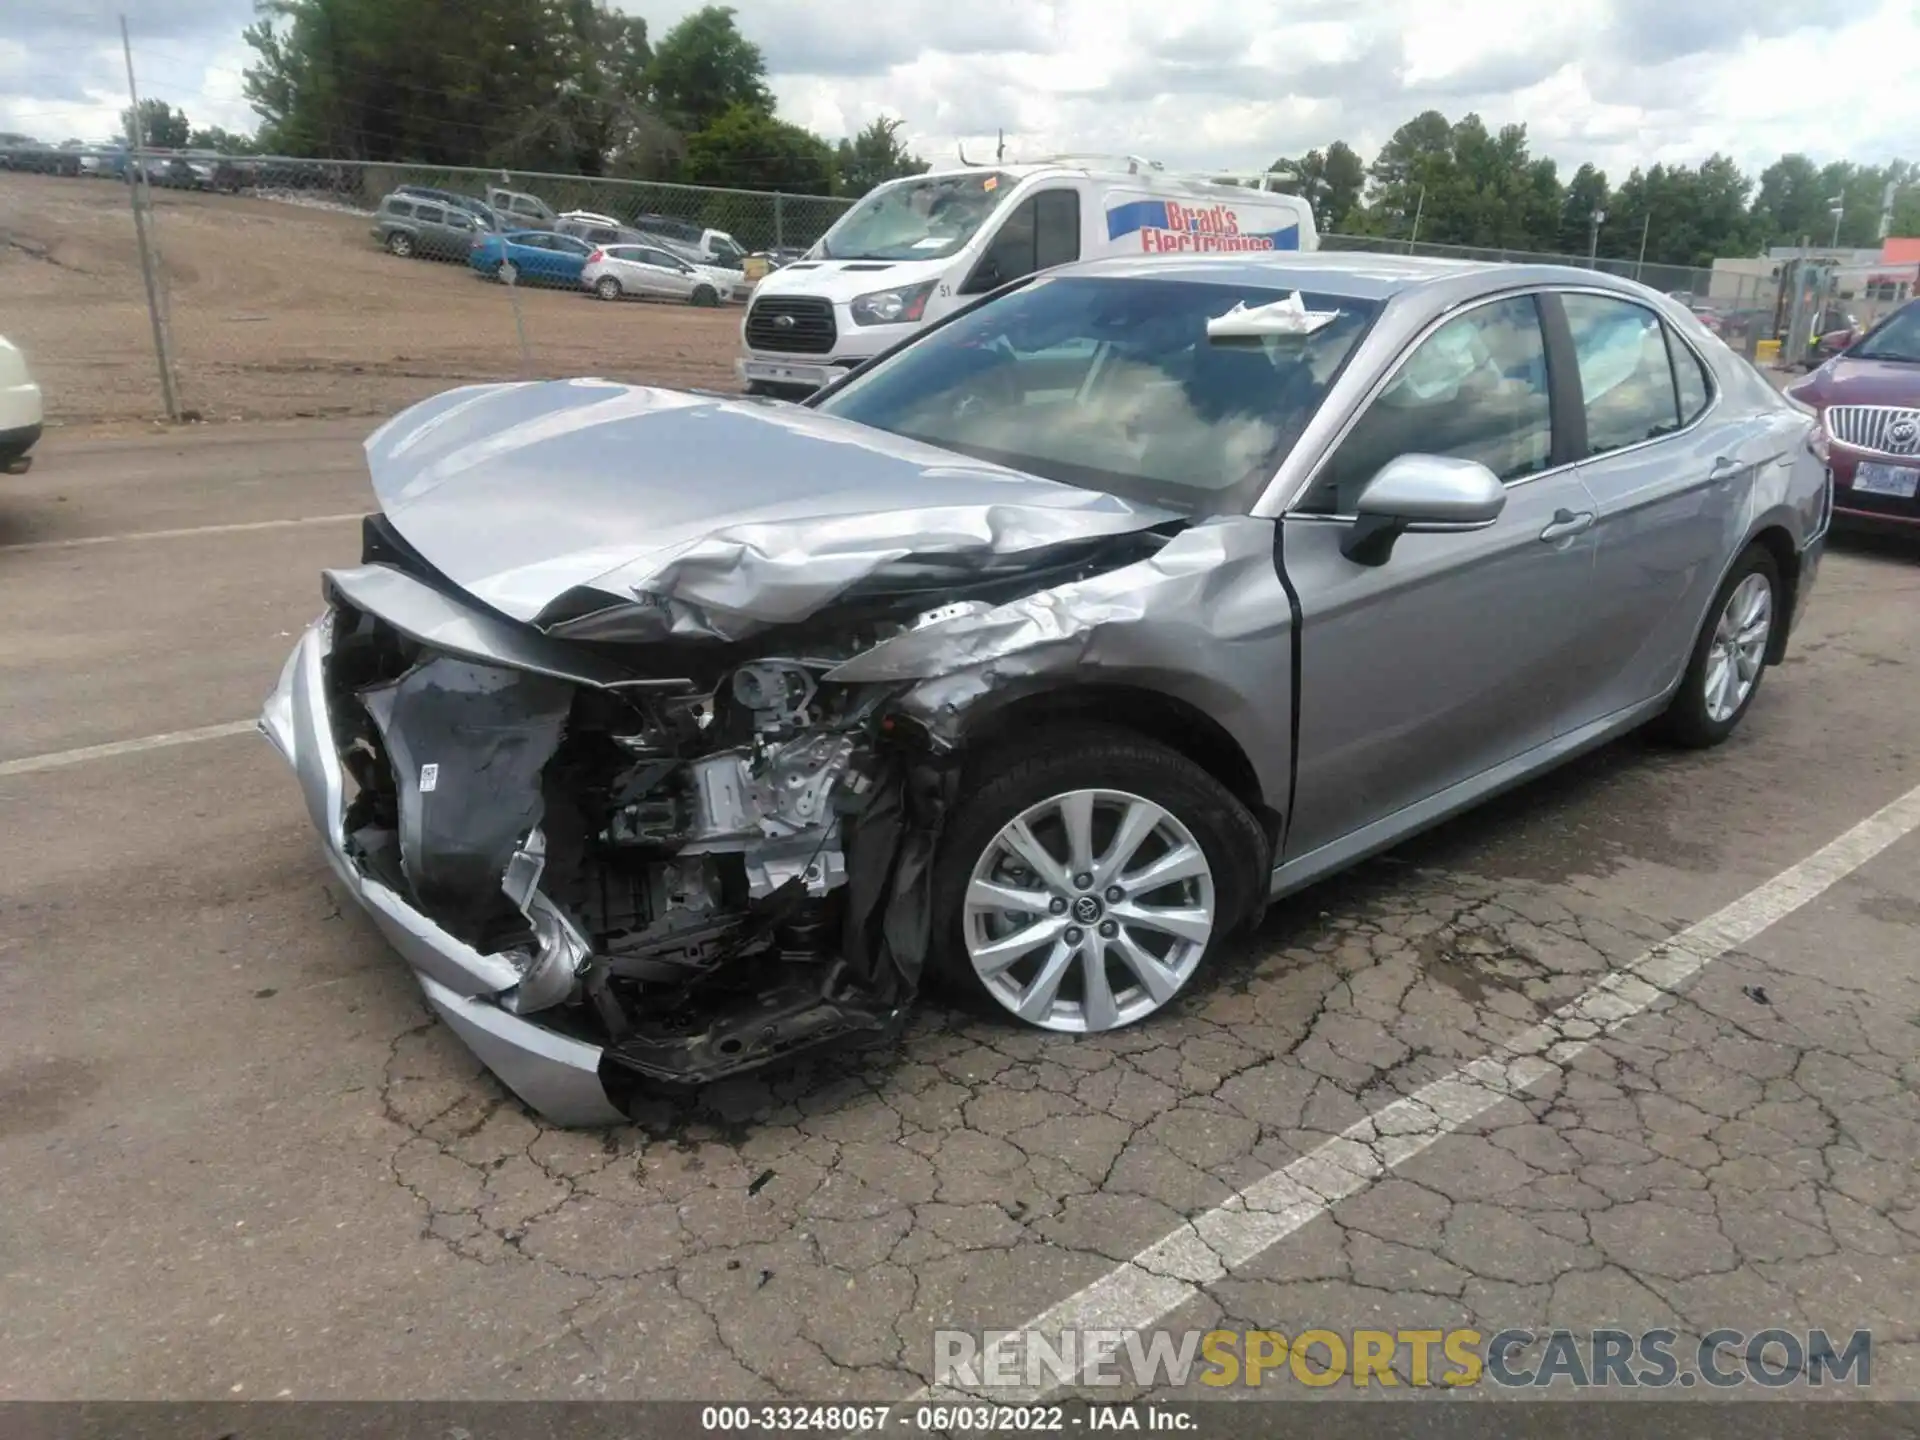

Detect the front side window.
[
  {"left": 817, "top": 172, "right": 1017, "bottom": 261},
  {"left": 1302, "top": 295, "right": 1552, "bottom": 515},
  {"left": 1563, "top": 293, "right": 1680, "bottom": 453},
  {"left": 414, "top": 204, "right": 444, "bottom": 224},
  {"left": 814, "top": 274, "right": 1380, "bottom": 514},
  {"left": 967, "top": 190, "right": 1083, "bottom": 293}
]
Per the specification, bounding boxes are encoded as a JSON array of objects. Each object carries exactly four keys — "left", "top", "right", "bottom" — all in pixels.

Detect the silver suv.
[{"left": 372, "top": 193, "right": 484, "bottom": 261}]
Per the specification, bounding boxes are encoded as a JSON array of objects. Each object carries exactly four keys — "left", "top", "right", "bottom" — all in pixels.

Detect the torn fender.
[{"left": 828, "top": 518, "right": 1298, "bottom": 803}]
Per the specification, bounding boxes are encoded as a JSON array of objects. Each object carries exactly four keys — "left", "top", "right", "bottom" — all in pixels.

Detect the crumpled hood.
[{"left": 364, "top": 379, "right": 1174, "bottom": 640}]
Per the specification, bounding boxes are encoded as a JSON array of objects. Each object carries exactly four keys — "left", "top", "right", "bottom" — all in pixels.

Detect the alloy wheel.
[
  {"left": 1703, "top": 572, "right": 1772, "bottom": 723},
  {"left": 961, "top": 788, "right": 1215, "bottom": 1033}
]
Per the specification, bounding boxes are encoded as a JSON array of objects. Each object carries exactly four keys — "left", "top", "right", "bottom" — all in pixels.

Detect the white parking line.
[
  {"left": 924, "top": 776, "right": 1920, "bottom": 1405},
  {"left": 0, "top": 720, "right": 257, "bottom": 778},
  {"left": 0, "top": 513, "right": 362, "bottom": 555}
]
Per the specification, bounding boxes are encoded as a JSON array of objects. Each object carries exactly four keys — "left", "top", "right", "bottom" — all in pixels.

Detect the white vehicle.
[
  {"left": 0, "top": 335, "right": 43, "bottom": 470},
  {"left": 632, "top": 213, "right": 749, "bottom": 270},
  {"left": 581, "top": 243, "right": 737, "bottom": 307},
  {"left": 737, "top": 154, "right": 1318, "bottom": 397}
]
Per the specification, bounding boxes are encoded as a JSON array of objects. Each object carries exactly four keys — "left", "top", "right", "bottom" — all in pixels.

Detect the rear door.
[
  {"left": 1280, "top": 291, "right": 1599, "bottom": 860},
  {"left": 1552, "top": 291, "right": 1765, "bottom": 728}
]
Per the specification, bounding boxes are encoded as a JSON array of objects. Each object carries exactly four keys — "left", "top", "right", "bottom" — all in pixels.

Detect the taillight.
[{"left": 587, "top": 249, "right": 604, "bottom": 264}]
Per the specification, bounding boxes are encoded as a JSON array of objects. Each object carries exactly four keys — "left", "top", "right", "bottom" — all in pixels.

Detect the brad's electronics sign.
[{"left": 1106, "top": 198, "right": 1302, "bottom": 253}]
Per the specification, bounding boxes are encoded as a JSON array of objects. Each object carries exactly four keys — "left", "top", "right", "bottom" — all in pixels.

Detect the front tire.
[
  {"left": 594, "top": 276, "right": 622, "bottom": 301},
  {"left": 1656, "top": 545, "right": 1781, "bottom": 748},
  {"left": 930, "top": 729, "right": 1269, "bottom": 1032}
]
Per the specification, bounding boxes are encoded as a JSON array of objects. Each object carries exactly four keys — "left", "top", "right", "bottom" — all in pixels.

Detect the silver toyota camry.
[{"left": 262, "top": 253, "right": 1830, "bottom": 1125}]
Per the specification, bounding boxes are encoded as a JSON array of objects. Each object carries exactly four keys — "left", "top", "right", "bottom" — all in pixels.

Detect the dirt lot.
[{"left": 0, "top": 172, "right": 744, "bottom": 426}]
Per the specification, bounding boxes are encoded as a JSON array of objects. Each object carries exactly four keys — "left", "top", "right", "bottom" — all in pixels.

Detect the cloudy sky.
[{"left": 4, "top": 0, "right": 1916, "bottom": 182}]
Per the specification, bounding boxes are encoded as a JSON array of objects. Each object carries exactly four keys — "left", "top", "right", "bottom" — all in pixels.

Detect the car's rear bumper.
[{"left": 259, "top": 612, "right": 626, "bottom": 1126}]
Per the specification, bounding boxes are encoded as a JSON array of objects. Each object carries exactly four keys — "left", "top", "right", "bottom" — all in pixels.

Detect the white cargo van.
[{"left": 737, "top": 155, "right": 1317, "bottom": 397}]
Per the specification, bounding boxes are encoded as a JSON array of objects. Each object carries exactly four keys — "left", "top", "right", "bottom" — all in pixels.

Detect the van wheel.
[
  {"left": 595, "top": 276, "right": 623, "bottom": 301},
  {"left": 691, "top": 285, "right": 718, "bottom": 308},
  {"left": 386, "top": 232, "right": 414, "bottom": 258}
]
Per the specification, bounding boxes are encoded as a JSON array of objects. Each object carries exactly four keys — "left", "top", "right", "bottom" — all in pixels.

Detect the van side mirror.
[{"left": 1340, "top": 454, "right": 1506, "bottom": 566}]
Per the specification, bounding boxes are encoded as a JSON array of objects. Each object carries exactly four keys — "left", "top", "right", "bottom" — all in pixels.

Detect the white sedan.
[
  {"left": 0, "top": 335, "right": 43, "bottom": 471},
  {"left": 581, "top": 243, "right": 737, "bottom": 307}
]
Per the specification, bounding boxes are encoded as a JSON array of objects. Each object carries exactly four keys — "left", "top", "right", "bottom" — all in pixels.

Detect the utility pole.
[
  {"left": 1588, "top": 208, "right": 1605, "bottom": 267},
  {"left": 1878, "top": 179, "right": 1897, "bottom": 241},
  {"left": 1407, "top": 184, "right": 1426, "bottom": 253},
  {"left": 995, "top": 129, "right": 1005, "bottom": 164},
  {"left": 120, "top": 14, "right": 180, "bottom": 422},
  {"left": 1828, "top": 194, "right": 1846, "bottom": 250},
  {"left": 1634, "top": 212, "right": 1650, "bottom": 281}
]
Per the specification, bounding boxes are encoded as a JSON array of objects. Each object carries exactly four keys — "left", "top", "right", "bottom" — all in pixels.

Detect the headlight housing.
[{"left": 850, "top": 280, "right": 936, "bottom": 327}]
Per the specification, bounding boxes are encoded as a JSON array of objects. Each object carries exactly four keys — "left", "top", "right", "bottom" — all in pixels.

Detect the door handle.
[
  {"left": 1540, "top": 508, "right": 1595, "bottom": 542},
  {"left": 1709, "top": 456, "right": 1744, "bottom": 484}
]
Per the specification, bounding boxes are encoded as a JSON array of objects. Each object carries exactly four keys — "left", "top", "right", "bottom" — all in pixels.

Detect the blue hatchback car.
[{"left": 469, "top": 230, "right": 595, "bottom": 287}]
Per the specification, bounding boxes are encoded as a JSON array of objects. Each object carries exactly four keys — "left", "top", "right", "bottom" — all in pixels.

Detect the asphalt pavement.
[{"left": 2, "top": 422, "right": 1917, "bottom": 1403}]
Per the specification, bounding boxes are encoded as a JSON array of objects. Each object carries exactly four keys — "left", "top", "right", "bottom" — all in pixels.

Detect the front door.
[{"left": 1280, "top": 292, "right": 1597, "bottom": 860}]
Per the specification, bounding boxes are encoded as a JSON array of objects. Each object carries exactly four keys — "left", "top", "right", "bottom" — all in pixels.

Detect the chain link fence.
[
  {"left": 5, "top": 149, "right": 1844, "bottom": 426},
  {"left": 0, "top": 150, "right": 854, "bottom": 424},
  {"left": 1321, "top": 233, "right": 1785, "bottom": 360}
]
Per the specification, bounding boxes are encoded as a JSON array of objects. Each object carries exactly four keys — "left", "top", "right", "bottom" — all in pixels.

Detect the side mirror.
[{"left": 1340, "top": 454, "right": 1507, "bottom": 566}]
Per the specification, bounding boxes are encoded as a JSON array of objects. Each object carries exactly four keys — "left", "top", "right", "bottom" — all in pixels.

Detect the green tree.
[
  {"left": 1273, "top": 139, "right": 1366, "bottom": 231},
  {"left": 646, "top": 5, "right": 773, "bottom": 135},
  {"left": 187, "top": 124, "right": 257, "bottom": 153},
  {"left": 1558, "top": 162, "right": 1610, "bottom": 257},
  {"left": 502, "top": 0, "right": 656, "bottom": 174},
  {"left": 1364, "top": 109, "right": 1456, "bottom": 240},
  {"left": 682, "top": 102, "right": 832, "bottom": 195},
  {"left": 833, "top": 116, "right": 927, "bottom": 197},
  {"left": 122, "top": 98, "right": 191, "bottom": 148}
]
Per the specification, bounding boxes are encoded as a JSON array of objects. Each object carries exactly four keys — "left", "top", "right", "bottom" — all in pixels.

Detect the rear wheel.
[
  {"left": 595, "top": 276, "right": 623, "bottom": 301},
  {"left": 691, "top": 284, "right": 718, "bottom": 308},
  {"left": 930, "top": 730, "right": 1268, "bottom": 1032},
  {"left": 1655, "top": 545, "right": 1781, "bottom": 748},
  {"left": 386, "top": 231, "right": 414, "bottom": 258}
]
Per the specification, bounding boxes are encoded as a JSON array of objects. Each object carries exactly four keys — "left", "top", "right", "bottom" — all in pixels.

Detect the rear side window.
[
  {"left": 414, "top": 204, "right": 444, "bottom": 224},
  {"left": 1562, "top": 293, "right": 1681, "bottom": 453},
  {"left": 606, "top": 246, "right": 642, "bottom": 262},
  {"left": 1667, "top": 329, "right": 1714, "bottom": 425},
  {"left": 386, "top": 199, "right": 414, "bottom": 218}
]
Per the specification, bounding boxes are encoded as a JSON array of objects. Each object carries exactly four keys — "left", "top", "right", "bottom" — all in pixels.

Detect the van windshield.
[{"left": 817, "top": 172, "right": 1017, "bottom": 261}]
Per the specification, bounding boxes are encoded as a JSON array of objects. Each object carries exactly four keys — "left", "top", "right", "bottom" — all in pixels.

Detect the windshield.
[
  {"left": 817, "top": 172, "right": 1017, "bottom": 261},
  {"left": 1849, "top": 302, "right": 1920, "bottom": 363},
  {"left": 813, "top": 274, "right": 1380, "bottom": 514}
]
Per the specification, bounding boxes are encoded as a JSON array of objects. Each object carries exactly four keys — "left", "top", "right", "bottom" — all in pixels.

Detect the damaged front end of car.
[{"left": 262, "top": 489, "right": 1189, "bottom": 1122}]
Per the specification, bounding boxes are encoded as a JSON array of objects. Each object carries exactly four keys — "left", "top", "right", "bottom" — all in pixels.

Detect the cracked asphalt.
[{"left": 2, "top": 422, "right": 1918, "bottom": 1403}]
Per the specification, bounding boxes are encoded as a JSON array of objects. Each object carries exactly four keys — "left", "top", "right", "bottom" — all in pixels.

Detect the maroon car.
[{"left": 1786, "top": 299, "right": 1920, "bottom": 526}]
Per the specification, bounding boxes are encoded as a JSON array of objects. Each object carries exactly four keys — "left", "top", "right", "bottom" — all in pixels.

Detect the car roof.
[{"left": 1059, "top": 250, "right": 1676, "bottom": 307}]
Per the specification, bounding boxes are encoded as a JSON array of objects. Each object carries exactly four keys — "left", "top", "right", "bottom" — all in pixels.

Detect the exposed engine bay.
[{"left": 313, "top": 512, "right": 1173, "bottom": 1094}]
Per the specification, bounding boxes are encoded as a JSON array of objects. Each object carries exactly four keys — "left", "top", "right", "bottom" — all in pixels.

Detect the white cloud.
[
  {"left": 4, "top": 0, "right": 1914, "bottom": 187},
  {"left": 624, "top": 0, "right": 1919, "bottom": 181}
]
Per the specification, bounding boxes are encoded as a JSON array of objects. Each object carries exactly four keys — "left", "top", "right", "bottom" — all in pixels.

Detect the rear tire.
[
  {"left": 1654, "top": 545, "right": 1781, "bottom": 749},
  {"left": 691, "top": 284, "right": 718, "bottom": 308},
  {"left": 595, "top": 276, "right": 623, "bottom": 301},
  {"left": 386, "top": 231, "right": 414, "bottom": 258},
  {"left": 929, "top": 728, "right": 1269, "bottom": 1032}
]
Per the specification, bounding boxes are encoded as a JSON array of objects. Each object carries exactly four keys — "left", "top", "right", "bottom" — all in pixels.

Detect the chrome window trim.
[{"left": 1254, "top": 283, "right": 1728, "bottom": 522}]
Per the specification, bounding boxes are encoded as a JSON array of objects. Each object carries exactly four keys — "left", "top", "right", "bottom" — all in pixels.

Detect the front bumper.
[
  {"left": 259, "top": 613, "right": 626, "bottom": 1126},
  {"left": 736, "top": 355, "right": 867, "bottom": 392},
  {"left": 1828, "top": 448, "right": 1920, "bottom": 526}
]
